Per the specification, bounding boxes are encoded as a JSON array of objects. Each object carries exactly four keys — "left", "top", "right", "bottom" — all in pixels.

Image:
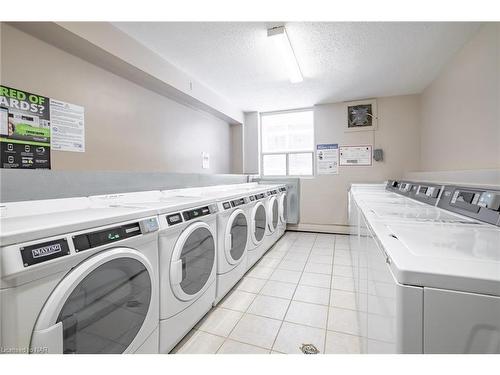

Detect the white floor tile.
[
  {"left": 229, "top": 314, "right": 282, "bottom": 349},
  {"left": 293, "top": 285, "right": 330, "bottom": 305},
  {"left": 304, "top": 262, "right": 332, "bottom": 275},
  {"left": 325, "top": 331, "right": 361, "bottom": 354},
  {"left": 263, "top": 251, "right": 286, "bottom": 260},
  {"left": 300, "top": 272, "right": 331, "bottom": 288},
  {"left": 237, "top": 276, "right": 267, "bottom": 294},
  {"left": 175, "top": 331, "right": 225, "bottom": 354},
  {"left": 333, "top": 255, "right": 353, "bottom": 266},
  {"left": 308, "top": 254, "right": 333, "bottom": 265},
  {"left": 333, "top": 264, "right": 355, "bottom": 278},
  {"left": 334, "top": 249, "right": 351, "bottom": 258},
  {"left": 328, "top": 307, "right": 365, "bottom": 336},
  {"left": 260, "top": 280, "right": 297, "bottom": 299},
  {"left": 330, "top": 289, "right": 357, "bottom": 310},
  {"left": 197, "top": 308, "right": 243, "bottom": 337},
  {"left": 220, "top": 290, "right": 256, "bottom": 312},
  {"left": 288, "top": 246, "right": 312, "bottom": 254},
  {"left": 217, "top": 339, "right": 269, "bottom": 354},
  {"left": 273, "top": 322, "right": 326, "bottom": 354},
  {"left": 270, "top": 269, "right": 302, "bottom": 284},
  {"left": 278, "top": 260, "right": 306, "bottom": 272},
  {"left": 256, "top": 257, "right": 282, "bottom": 269},
  {"left": 331, "top": 275, "right": 355, "bottom": 292},
  {"left": 247, "top": 295, "right": 290, "bottom": 320},
  {"left": 285, "top": 301, "right": 328, "bottom": 329},
  {"left": 311, "top": 248, "right": 335, "bottom": 256},
  {"left": 283, "top": 253, "right": 309, "bottom": 262},
  {"left": 247, "top": 265, "right": 275, "bottom": 280}
]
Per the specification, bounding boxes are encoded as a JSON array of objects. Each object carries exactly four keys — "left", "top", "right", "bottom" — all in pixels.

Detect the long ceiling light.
[{"left": 267, "top": 26, "right": 303, "bottom": 83}]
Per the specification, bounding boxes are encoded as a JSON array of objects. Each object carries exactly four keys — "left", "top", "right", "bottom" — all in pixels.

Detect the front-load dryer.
[
  {"left": 162, "top": 187, "right": 252, "bottom": 305},
  {"left": 0, "top": 197, "right": 160, "bottom": 354},
  {"left": 276, "top": 185, "right": 288, "bottom": 237},
  {"left": 90, "top": 190, "right": 218, "bottom": 353},
  {"left": 246, "top": 190, "right": 269, "bottom": 269}
]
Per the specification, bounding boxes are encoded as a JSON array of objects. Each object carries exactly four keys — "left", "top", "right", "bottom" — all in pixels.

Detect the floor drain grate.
[{"left": 300, "top": 343, "right": 320, "bottom": 354}]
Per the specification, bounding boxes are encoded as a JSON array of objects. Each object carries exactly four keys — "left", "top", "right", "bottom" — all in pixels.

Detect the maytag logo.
[{"left": 32, "top": 244, "right": 62, "bottom": 258}]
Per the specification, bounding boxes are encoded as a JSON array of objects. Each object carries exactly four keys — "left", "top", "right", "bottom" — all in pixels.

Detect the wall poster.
[
  {"left": 0, "top": 85, "right": 85, "bottom": 169},
  {"left": 339, "top": 145, "right": 373, "bottom": 166},
  {"left": 316, "top": 143, "right": 339, "bottom": 175}
]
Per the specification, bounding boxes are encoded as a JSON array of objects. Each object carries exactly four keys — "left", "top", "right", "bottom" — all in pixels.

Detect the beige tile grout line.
[{"left": 322, "top": 234, "right": 337, "bottom": 354}]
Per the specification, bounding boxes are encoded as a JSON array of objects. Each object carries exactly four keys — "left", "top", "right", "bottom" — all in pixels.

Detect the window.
[{"left": 260, "top": 109, "right": 314, "bottom": 177}]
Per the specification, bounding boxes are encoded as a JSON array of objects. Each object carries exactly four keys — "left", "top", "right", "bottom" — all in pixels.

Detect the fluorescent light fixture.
[{"left": 267, "top": 26, "right": 303, "bottom": 83}]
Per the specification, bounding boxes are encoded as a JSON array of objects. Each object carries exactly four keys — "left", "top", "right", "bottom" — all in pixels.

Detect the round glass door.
[
  {"left": 56, "top": 257, "right": 152, "bottom": 354},
  {"left": 171, "top": 223, "right": 215, "bottom": 300},
  {"left": 252, "top": 203, "right": 266, "bottom": 244},
  {"left": 225, "top": 210, "right": 248, "bottom": 264},
  {"left": 272, "top": 199, "right": 279, "bottom": 230},
  {"left": 280, "top": 194, "right": 288, "bottom": 223}
]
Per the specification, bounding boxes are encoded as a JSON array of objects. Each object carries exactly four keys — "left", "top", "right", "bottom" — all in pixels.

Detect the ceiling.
[{"left": 113, "top": 22, "right": 481, "bottom": 113}]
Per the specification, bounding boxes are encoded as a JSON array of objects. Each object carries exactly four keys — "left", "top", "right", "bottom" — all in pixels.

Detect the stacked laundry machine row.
[
  {"left": 0, "top": 182, "right": 288, "bottom": 354},
  {"left": 348, "top": 180, "right": 500, "bottom": 354}
]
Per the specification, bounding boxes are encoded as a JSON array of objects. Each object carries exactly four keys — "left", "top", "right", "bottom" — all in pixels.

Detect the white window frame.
[{"left": 260, "top": 108, "right": 315, "bottom": 178}]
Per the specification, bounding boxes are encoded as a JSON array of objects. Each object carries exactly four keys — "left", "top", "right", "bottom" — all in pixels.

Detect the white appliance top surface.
[
  {"left": 366, "top": 203, "right": 478, "bottom": 223},
  {"left": 90, "top": 190, "right": 216, "bottom": 213},
  {"left": 373, "top": 220, "right": 500, "bottom": 296},
  {"left": 0, "top": 201, "right": 157, "bottom": 246}
]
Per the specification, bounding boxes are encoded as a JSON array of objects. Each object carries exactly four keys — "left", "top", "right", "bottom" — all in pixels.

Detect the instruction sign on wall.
[
  {"left": 339, "top": 145, "right": 373, "bottom": 166},
  {"left": 0, "top": 85, "right": 85, "bottom": 169},
  {"left": 316, "top": 143, "right": 339, "bottom": 175}
]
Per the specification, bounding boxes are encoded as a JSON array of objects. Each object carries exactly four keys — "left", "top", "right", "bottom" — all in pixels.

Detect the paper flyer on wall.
[
  {"left": 50, "top": 99, "right": 85, "bottom": 152},
  {"left": 316, "top": 143, "right": 339, "bottom": 175},
  {"left": 0, "top": 86, "right": 51, "bottom": 169},
  {"left": 0, "top": 85, "right": 85, "bottom": 169},
  {"left": 339, "top": 145, "right": 372, "bottom": 166}
]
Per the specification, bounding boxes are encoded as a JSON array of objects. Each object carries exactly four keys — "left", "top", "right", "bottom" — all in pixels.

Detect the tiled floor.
[{"left": 172, "top": 231, "right": 362, "bottom": 354}]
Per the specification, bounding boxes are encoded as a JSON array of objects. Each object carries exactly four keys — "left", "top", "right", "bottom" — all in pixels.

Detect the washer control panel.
[{"left": 438, "top": 186, "right": 500, "bottom": 226}]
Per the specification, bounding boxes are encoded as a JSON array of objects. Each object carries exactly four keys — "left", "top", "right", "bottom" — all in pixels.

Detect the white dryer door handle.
[
  {"left": 171, "top": 259, "right": 183, "bottom": 285},
  {"left": 225, "top": 233, "right": 232, "bottom": 252},
  {"left": 31, "top": 321, "right": 63, "bottom": 354}
]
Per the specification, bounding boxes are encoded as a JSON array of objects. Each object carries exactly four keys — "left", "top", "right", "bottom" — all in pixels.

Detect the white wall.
[
  {"left": 291, "top": 95, "right": 420, "bottom": 233},
  {"left": 243, "top": 112, "right": 260, "bottom": 174},
  {"left": 230, "top": 124, "right": 243, "bottom": 173},
  {"left": 1, "top": 23, "right": 232, "bottom": 174},
  {"left": 420, "top": 23, "right": 500, "bottom": 171}
]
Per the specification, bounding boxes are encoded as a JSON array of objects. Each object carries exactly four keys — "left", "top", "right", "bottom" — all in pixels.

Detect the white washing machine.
[
  {"left": 163, "top": 187, "right": 253, "bottom": 305},
  {"left": 90, "top": 190, "right": 218, "bottom": 353},
  {"left": 348, "top": 182, "right": 500, "bottom": 354},
  {"left": 0, "top": 197, "right": 160, "bottom": 354},
  {"left": 262, "top": 186, "right": 281, "bottom": 247},
  {"left": 276, "top": 185, "right": 288, "bottom": 237},
  {"left": 246, "top": 189, "right": 270, "bottom": 269}
]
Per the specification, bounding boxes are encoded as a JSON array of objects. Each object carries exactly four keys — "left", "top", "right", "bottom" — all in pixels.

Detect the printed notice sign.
[
  {"left": 0, "top": 85, "right": 51, "bottom": 169},
  {"left": 339, "top": 145, "right": 372, "bottom": 166},
  {"left": 50, "top": 99, "right": 85, "bottom": 152},
  {"left": 316, "top": 143, "right": 339, "bottom": 175}
]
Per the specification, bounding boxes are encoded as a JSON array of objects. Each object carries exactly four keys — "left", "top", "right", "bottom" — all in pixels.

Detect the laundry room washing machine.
[
  {"left": 0, "top": 197, "right": 160, "bottom": 354},
  {"left": 262, "top": 186, "right": 281, "bottom": 247},
  {"left": 246, "top": 189, "right": 270, "bottom": 269},
  {"left": 163, "top": 187, "right": 254, "bottom": 305},
  {"left": 199, "top": 183, "right": 274, "bottom": 270},
  {"left": 348, "top": 182, "right": 500, "bottom": 354},
  {"left": 276, "top": 185, "right": 288, "bottom": 237},
  {"left": 90, "top": 190, "right": 218, "bottom": 353}
]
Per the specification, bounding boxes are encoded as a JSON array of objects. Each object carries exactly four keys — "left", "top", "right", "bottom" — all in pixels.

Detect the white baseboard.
[{"left": 286, "top": 223, "right": 351, "bottom": 235}]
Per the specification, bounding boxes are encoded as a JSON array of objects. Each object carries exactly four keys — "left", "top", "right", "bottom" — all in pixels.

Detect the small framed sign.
[{"left": 345, "top": 99, "right": 377, "bottom": 132}]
